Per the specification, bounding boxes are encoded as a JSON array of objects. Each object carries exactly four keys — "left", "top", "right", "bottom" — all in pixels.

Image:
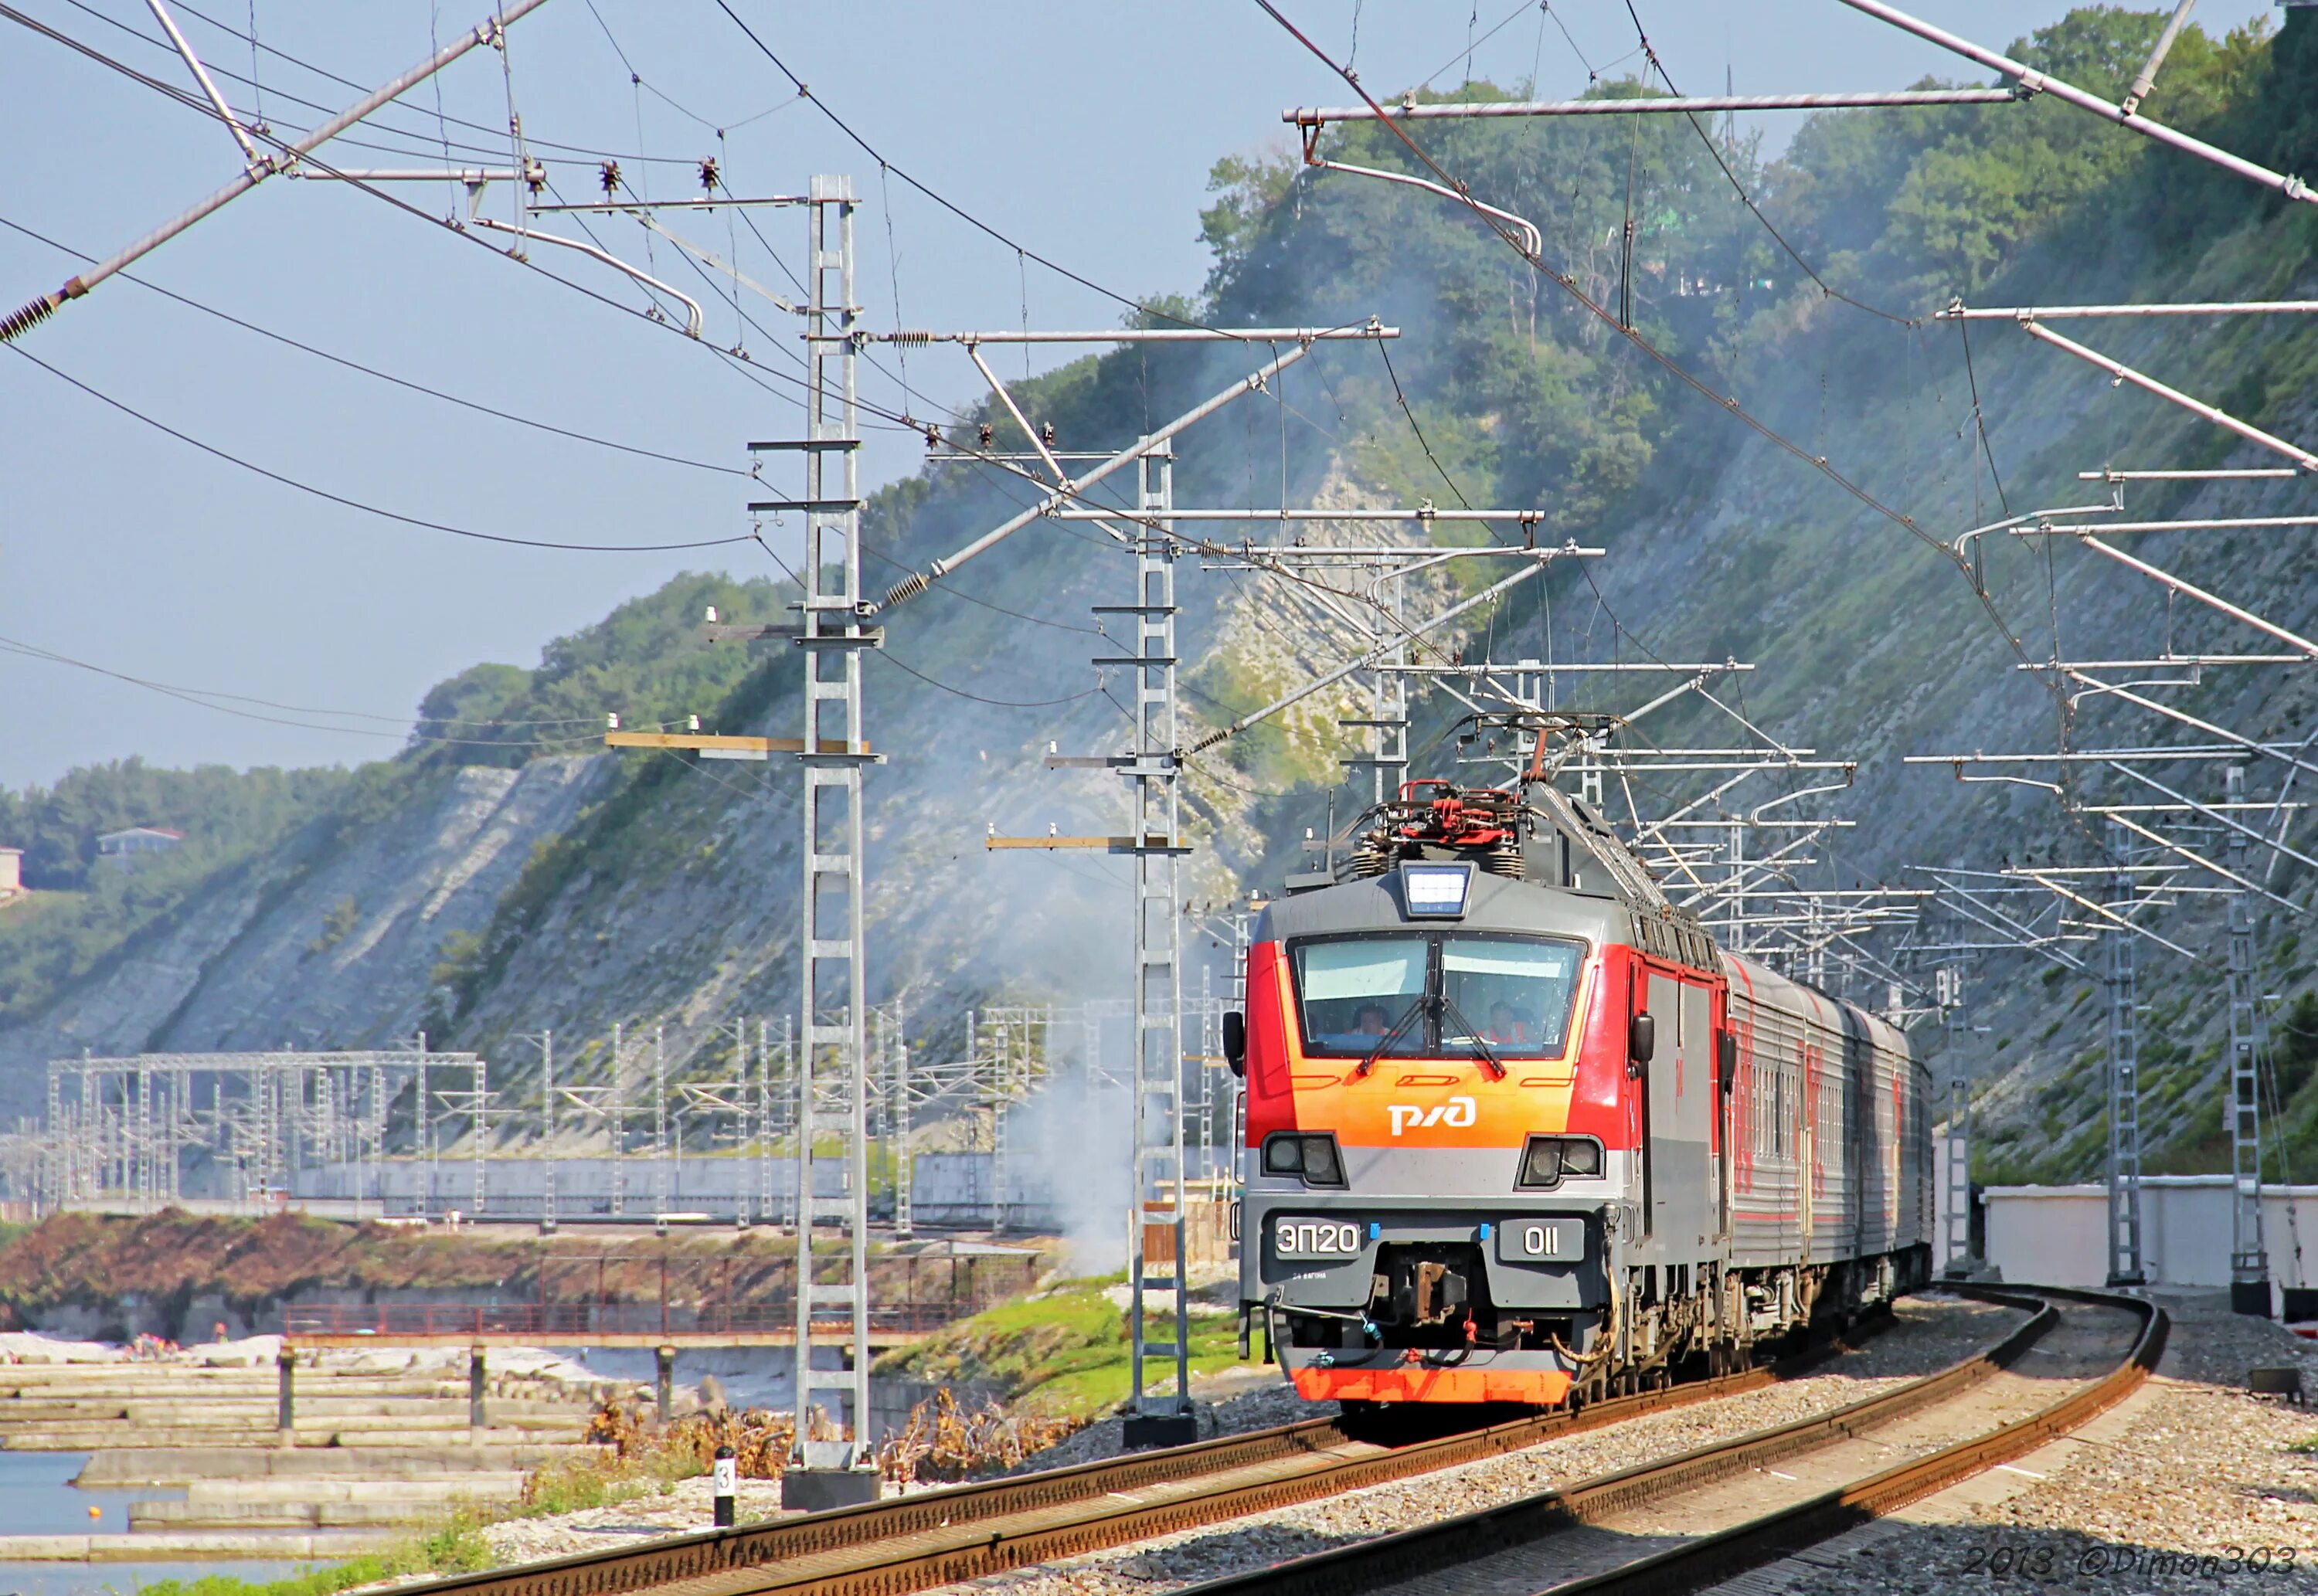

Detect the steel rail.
[
  {"left": 382, "top": 1321, "right": 1895, "bottom": 1596},
  {"left": 1173, "top": 1285, "right": 2159, "bottom": 1596}
]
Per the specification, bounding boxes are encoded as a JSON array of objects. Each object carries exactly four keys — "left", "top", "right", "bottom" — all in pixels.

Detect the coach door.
[
  {"left": 1710, "top": 992, "right": 1732, "bottom": 1238},
  {"left": 1642, "top": 966, "right": 1715, "bottom": 1251},
  {"left": 1678, "top": 976, "right": 1715, "bottom": 1248}
]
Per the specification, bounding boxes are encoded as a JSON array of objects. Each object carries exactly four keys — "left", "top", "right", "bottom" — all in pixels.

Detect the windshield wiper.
[
  {"left": 1438, "top": 993, "right": 1507, "bottom": 1079},
  {"left": 1354, "top": 995, "right": 1427, "bottom": 1078}
]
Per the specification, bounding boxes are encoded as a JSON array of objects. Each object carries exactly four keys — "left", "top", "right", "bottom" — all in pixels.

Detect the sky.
[{"left": 0, "top": 0, "right": 2275, "bottom": 790}]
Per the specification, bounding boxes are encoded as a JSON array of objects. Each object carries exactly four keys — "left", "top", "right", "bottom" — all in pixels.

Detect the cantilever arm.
[
  {"left": 1303, "top": 156, "right": 1545, "bottom": 260},
  {"left": 471, "top": 218, "right": 704, "bottom": 339},
  {"left": 1837, "top": 0, "right": 2314, "bottom": 206},
  {"left": 879, "top": 341, "right": 1331, "bottom": 611},
  {"left": 0, "top": 0, "right": 552, "bottom": 342},
  {"left": 144, "top": 0, "right": 260, "bottom": 165},
  {"left": 2017, "top": 321, "right": 2318, "bottom": 474}
]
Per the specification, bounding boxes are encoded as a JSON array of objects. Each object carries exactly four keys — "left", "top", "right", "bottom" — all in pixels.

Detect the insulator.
[
  {"left": 698, "top": 157, "right": 719, "bottom": 192},
  {"left": 979, "top": 423, "right": 994, "bottom": 447},
  {"left": 0, "top": 293, "right": 60, "bottom": 343},
  {"left": 600, "top": 161, "right": 620, "bottom": 195}
]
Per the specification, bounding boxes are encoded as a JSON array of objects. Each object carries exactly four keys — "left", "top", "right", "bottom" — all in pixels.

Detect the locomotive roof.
[
  {"left": 1255, "top": 866, "right": 1630, "bottom": 947},
  {"left": 1263, "top": 782, "right": 1719, "bottom": 973}
]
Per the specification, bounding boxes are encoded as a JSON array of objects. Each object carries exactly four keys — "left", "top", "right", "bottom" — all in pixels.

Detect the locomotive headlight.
[
  {"left": 1299, "top": 1135, "right": 1344, "bottom": 1187},
  {"left": 1401, "top": 861, "right": 1473, "bottom": 918},
  {"left": 1518, "top": 1134, "right": 1603, "bottom": 1188},
  {"left": 1260, "top": 1132, "right": 1347, "bottom": 1187}
]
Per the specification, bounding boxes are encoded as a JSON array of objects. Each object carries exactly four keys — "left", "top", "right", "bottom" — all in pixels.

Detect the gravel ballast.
[
  {"left": 474, "top": 1292, "right": 2035, "bottom": 1578},
  {"left": 1731, "top": 1291, "right": 2318, "bottom": 1595},
  {"left": 910, "top": 1292, "right": 2027, "bottom": 1596}
]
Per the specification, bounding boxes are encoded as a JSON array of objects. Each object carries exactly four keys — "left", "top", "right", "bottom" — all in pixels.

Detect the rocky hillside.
[{"left": 3, "top": 8, "right": 2316, "bottom": 1186}]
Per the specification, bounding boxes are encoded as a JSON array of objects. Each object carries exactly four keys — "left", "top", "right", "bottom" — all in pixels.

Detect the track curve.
[
  {"left": 1165, "top": 1285, "right": 2163, "bottom": 1596},
  {"left": 386, "top": 1319, "right": 1898, "bottom": 1596}
]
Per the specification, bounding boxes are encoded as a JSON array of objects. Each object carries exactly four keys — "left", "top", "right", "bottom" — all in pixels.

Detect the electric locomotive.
[{"left": 1224, "top": 779, "right": 1933, "bottom": 1408}]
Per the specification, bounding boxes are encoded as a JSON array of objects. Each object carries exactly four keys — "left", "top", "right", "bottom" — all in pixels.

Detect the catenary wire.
[
  {"left": 9, "top": 14, "right": 1249, "bottom": 717},
  {"left": 1956, "top": 317, "right": 2013, "bottom": 516},
  {"left": 871, "top": 651, "right": 1102, "bottom": 710},
  {"left": 1416, "top": 0, "right": 1535, "bottom": 90},
  {"left": 708, "top": 0, "right": 1280, "bottom": 341},
  {"left": 0, "top": 215, "right": 751, "bottom": 477},
  {"left": 6, "top": 344, "right": 760, "bottom": 553},
  {"left": 0, "top": 630, "right": 630, "bottom": 747},
  {"left": 1375, "top": 341, "right": 1480, "bottom": 516},
  {"left": 1617, "top": 0, "right": 1916, "bottom": 328},
  {"left": 15, "top": 10, "right": 1505, "bottom": 711},
  {"left": 161, "top": 0, "right": 708, "bottom": 165},
  {"left": 1250, "top": 0, "right": 2069, "bottom": 735},
  {"left": 49, "top": 0, "right": 690, "bottom": 173},
  {"left": 4, "top": 16, "right": 925, "bottom": 443}
]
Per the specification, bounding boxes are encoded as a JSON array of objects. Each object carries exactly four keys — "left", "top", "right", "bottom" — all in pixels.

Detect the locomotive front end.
[{"left": 1237, "top": 851, "right": 1637, "bottom": 1408}]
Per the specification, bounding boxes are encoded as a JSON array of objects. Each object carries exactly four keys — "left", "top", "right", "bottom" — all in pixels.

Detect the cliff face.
[{"left": 0, "top": 759, "right": 609, "bottom": 1113}]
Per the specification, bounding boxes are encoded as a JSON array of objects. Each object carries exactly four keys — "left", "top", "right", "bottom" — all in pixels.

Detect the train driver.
[{"left": 1486, "top": 1001, "right": 1535, "bottom": 1048}]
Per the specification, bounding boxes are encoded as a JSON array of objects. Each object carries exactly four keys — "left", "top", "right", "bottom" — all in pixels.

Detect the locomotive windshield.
[
  {"left": 1290, "top": 933, "right": 1584, "bottom": 1060},
  {"left": 1293, "top": 936, "right": 1429, "bottom": 1058}
]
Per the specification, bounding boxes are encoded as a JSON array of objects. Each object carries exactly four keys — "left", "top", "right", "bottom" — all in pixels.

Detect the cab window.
[
  {"left": 1289, "top": 932, "right": 1584, "bottom": 1059},
  {"left": 1291, "top": 937, "right": 1427, "bottom": 1058},
  {"left": 1440, "top": 938, "right": 1581, "bottom": 1058}
]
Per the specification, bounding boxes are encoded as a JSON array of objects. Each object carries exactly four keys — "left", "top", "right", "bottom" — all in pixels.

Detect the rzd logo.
[{"left": 1388, "top": 1095, "right": 1477, "bottom": 1136}]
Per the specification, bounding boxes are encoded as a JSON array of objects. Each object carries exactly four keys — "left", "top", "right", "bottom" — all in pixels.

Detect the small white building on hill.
[{"left": 96, "top": 826, "right": 182, "bottom": 865}]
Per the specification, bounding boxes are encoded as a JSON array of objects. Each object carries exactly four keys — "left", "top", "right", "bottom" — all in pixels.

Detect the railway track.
[
  {"left": 1169, "top": 1285, "right": 2164, "bottom": 1596},
  {"left": 394, "top": 1318, "right": 1894, "bottom": 1596}
]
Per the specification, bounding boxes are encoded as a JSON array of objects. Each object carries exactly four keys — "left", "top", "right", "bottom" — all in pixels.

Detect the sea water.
[
  {"left": 0, "top": 1455, "right": 323, "bottom": 1596},
  {"left": 0, "top": 1562, "right": 319, "bottom": 1596},
  {"left": 0, "top": 1454, "right": 183, "bottom": 1537}
]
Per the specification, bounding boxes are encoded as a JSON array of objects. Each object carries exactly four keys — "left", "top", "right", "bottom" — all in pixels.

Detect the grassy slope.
[{"left": 878, "top": 1278, "right": 1243, "bottom": 1421}]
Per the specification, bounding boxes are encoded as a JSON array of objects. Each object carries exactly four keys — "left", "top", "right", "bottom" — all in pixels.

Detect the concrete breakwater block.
[
  {"left": 0, "top": 1530, "right": 401, "bottom": 1560},
  {"left": 182, "top": 1474, "right": 528, "bottom": 1503},
  {"left": 134, "top": 1499, "right": 513, "bottom": 1529},
  {"left": 76, "top": 1443, "right": 600, "bottom": 1485}
]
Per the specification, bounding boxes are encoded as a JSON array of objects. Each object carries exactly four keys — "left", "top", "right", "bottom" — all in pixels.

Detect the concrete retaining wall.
[{"left": 1983, "top": 1174, "right": 2318, "bottom": 1311}]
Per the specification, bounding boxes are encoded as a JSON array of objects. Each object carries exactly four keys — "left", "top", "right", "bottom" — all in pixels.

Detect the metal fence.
[{"left": 282, "top": 1251, "right": 1039, "bottom": 1340}]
